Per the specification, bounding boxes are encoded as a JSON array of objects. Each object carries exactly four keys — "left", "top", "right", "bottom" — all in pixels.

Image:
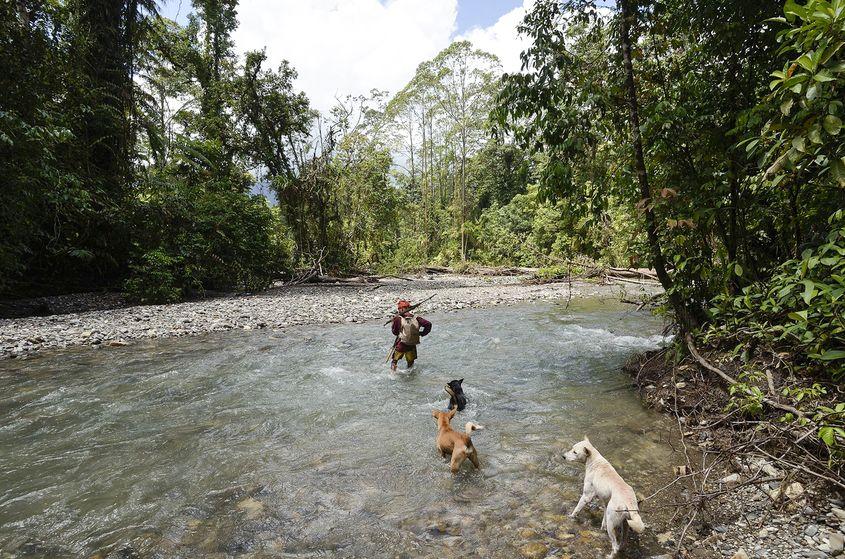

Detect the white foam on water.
[
  {"left": 558, "top": 325, "right": 671, "bottom": 351},
  {"left": 318, "top": 365, "right": 356, "bottom": 384}
]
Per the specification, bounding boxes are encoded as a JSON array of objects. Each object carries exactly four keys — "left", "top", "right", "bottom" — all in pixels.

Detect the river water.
[{"left": 0, "top": 299, "right": 678, "bottom": 558}]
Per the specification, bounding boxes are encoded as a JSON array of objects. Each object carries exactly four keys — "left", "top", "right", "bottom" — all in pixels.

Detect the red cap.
[{"left": 397, "top": 299, "right": 411, "bottom": 310}]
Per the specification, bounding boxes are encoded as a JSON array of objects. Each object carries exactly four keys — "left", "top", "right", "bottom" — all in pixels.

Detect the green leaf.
[
  {"left": 788, "top": 310, "right": 809, "bottom": 321},
  {"left": 814, "top": 70, "right": 836, "bottom": 82},
  {"left": 797, "top": 54, "right": 816, "bottom": 72},
  {"left": 832, "top": 158, "right": 845, "bottom": 187},
  {"left": 821, "top": 41, "right": 845, "bottom": 65},
  {"left": 780, "top": 98, "right": 794, "bottom": 115},
  {"left": 734, "top": 263, "right": 743, "bottom": 277},
  {"left": 783, "top": 74, "right": 809, "bottom": 89},
  {"left": 824, "top": 115, "right": 842, "bottom": 135},
  {"left": 784, "top": 0, "right": 807, "bottom": 19},
  {"left": 819, "top": 350, "right": 845, "bottom": 361},
  {"left": 820, "top": 426, "right": 835, "bottom": 446},
  {"left": 801, "top": 279, "right": 816, "bottom": 304},
  {"left": 745, "top": 138, "right": 760, "bottom": 153}
]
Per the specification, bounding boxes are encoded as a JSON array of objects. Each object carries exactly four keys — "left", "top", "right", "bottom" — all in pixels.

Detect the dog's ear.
[
  {"left": 458, "top": 378, "right": 463, "bottom": 384},
  {"left": 584, "top": 446, "right": 591, "bottom": 457},
  {"left": 584, "top": 435, "right": 591, "bottom": 443},
  {"left": 431, "top": 410, "right": 439, "bottom": 418}
]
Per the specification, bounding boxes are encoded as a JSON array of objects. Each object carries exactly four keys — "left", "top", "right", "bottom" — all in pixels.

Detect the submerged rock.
[
  {"left": 236, "top": 497, "right": 264, "bottom": 520},
  {"left": 520, "top": 542, "right": 548, "bottom": 559}
]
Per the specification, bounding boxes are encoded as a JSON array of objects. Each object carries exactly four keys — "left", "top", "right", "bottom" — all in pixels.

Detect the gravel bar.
[{"left": 0, "top": 274, "right": 661, "bottom": 360}]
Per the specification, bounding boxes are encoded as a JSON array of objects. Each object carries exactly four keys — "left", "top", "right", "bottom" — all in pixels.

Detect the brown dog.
[{"left": 431, "top": 408, "right": 483, "bottom": 473}]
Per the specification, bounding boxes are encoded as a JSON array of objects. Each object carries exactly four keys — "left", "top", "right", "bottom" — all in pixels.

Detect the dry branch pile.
[{"left": 626, "top": 339, "right": 845, "bottom": 556}]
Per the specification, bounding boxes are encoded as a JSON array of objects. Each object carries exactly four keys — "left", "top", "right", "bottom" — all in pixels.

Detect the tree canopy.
[{"left": 2, "top": 0, "right": 843, "bottom": 336}]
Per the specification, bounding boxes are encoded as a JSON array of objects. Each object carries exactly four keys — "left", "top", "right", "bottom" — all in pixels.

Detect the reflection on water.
[{"left": 0, "top": 299, "right": 678, "bottom": 558}]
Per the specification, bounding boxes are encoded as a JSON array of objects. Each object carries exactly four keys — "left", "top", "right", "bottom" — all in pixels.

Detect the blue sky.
[
  {"left": 158, "top": 0, "right": 188, "bottom": 24},
  {"left": 457, "top": 0, "right": 523, "bottom": 32}
]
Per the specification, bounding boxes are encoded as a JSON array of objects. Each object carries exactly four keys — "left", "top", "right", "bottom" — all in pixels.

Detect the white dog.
[{"left": 564, "top": 437, "right": 645, "bottom": 558}]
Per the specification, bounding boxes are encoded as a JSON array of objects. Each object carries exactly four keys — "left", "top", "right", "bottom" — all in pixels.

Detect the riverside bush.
[
  {"left": 125, "top": 179, "right": 289, "bottom": 303},
  {"left": 124, "top": 249, "right": 184, "bottom": 304},
  {"left": 708, "top": 210, "right": 845, "bottom": 378}
]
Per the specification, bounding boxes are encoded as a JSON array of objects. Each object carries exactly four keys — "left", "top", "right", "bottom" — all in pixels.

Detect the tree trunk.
[
  {"left": 790, "top": 181, "right": 802, "bottom": 258},
  {"left": 80, "top": 0, "right": 130, "bottom": 189},
  {"left": 619, "top": 0, "right": 699, "bottom": 331}
]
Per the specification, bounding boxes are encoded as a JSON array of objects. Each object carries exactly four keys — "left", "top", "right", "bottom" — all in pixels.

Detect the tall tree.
[
  {"left": 386, "top": 42, "right": 501, "bottom": 262},
  {"left": 194, "top": 0, "right": 237, "bottom": 145},
  {"left": 618, "top": 0, "right": 699, "bottom": 329},
  {"left": 495, "top": 0, "right": 794, "bottom": 330}
]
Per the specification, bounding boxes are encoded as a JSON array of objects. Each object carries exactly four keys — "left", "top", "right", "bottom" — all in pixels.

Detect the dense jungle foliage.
[{"left": 2, "top": 0, "right": 843, "bottom": 330}]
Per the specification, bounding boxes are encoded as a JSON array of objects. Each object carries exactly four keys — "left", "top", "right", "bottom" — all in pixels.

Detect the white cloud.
[
  {"left": 232, "top": 0, "right": 531, "bottom": 114},
  {"left": 456, "top": 0, "right": 533, "bottom": 74}
]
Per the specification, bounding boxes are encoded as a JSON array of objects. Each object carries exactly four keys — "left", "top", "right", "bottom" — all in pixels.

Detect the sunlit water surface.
[{"left": 0, "top": 299, "right": 679, "bottom": 558}]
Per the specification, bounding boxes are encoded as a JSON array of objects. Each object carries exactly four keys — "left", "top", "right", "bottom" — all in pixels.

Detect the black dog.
[{"left": 444, "top": 379, "right": 467, "bottom": 411}]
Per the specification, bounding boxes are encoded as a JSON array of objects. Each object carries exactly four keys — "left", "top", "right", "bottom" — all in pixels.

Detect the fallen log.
[
  {"left": 471, "top": 265, "right": 538, "bottom": 276},
  {"left": 424, "top": 266, "right": 453, "bottom": 274},
  {"left": 309, "top": 275, "right": 379, "bottom": 284},
  {"left": 608, "top": 267, "right": 659, "bottom": 280},
  {"left": 605, "top": 275, "right": 661, "bottom": 286}
]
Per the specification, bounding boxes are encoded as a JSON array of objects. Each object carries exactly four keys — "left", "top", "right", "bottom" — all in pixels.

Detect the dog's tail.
[
  {"left": 626, "top": 510, "right": 645, "bottom": 533},
  {"left": 465, "top": 422, "right": 484, "bottom": 435}
]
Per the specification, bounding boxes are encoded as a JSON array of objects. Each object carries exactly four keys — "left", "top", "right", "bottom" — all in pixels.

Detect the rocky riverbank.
[
  {"left": 626, "top": 350, "right": 845, "bottom": 559},
  {"left": 0, "top": 274, "right": 660, "bottom": 360}
]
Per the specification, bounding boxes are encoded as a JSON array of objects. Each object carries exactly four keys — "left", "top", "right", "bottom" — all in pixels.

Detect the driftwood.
[
  {"left": 289, "top": 273, "right": 417, "bottom": 287},
  {"left": 605, "top": 275, "right": 661, "bottom": 286},
  {"left": 422, "top": 265, "right": 537, "bottom": 276},
  {"left": 285, "top": 249, "right": 327, "bottom": 286},
  {"left": 310, "top": 275, "right": 378, "bottom": 284},
  {"left": 471, "top": 265, "right": 539, "bottom": 276},
  {"left": 605, "top": 267, "right": 660, "bottom": 285},
  {"left": 424, "top": 266, "right": 452, "bottom": 274},
  {"left": 608, "top": 267, "right": 659, "bottom": 280}
]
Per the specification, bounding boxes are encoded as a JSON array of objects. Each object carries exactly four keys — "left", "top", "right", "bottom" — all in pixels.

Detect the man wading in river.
[{"left": 390, "top": 299, "right": 432, "bottom": 371}]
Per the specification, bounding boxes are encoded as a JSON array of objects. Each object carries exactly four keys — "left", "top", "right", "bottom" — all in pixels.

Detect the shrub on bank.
[
  {"left": 706, "top": 211, "right": 845, "bottom": 456},
  {"left": 125, "top": 179, "right": 290, "bottom": 304},
  {"left": 708, "top": 210, "right": 845, "bottom": 379}
]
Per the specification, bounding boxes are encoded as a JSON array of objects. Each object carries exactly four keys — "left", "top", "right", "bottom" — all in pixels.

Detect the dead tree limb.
[
  {"left": 606, "top": 275, "right": 661, "bottom": 286},
  {"left": 608, "top": 267, "right": 659, "bottom": 280},
  {"left": 685, "top": 334, "right": 806, "bottom": 420}
]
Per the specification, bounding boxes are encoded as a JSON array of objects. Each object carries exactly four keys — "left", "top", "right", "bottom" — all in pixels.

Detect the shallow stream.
[{"left": 0, "top": 299, "right": 678, "bottom": 558}]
